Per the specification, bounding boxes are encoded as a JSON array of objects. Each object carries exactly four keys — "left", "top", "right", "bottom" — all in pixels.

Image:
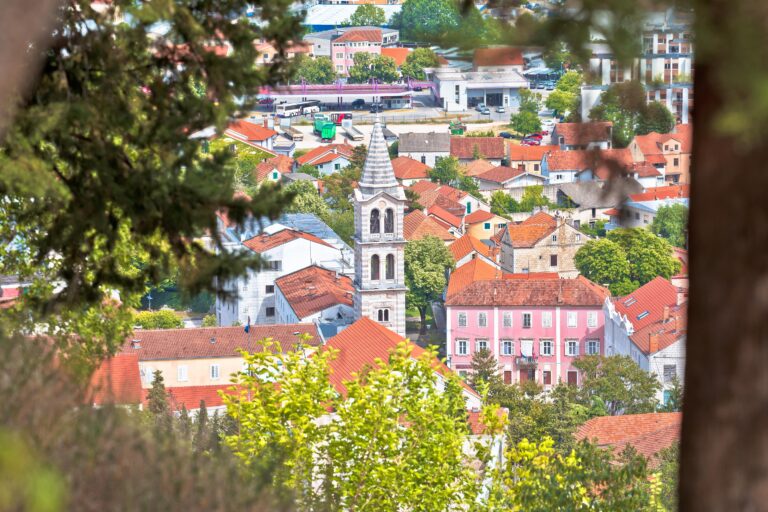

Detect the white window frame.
[
  {"left": 177, "top": 365, "right": 189, "bottom": 382},
  {"left": 458, "top": 312, "right": 467, "bottom": 327},
  {"left": 587, "top": 339, "right": 600, "bottom": 355},
  {"left": 457, "top": 339, "right": 468, "bottom": 355},
  {"left": 502, "top": 312, "right": 512, "bottom": 327},
  {"left": 478, "top": 312, "right": 487, "bottom": 327},
  {"left": 501, "top": 339, "right": 514, "bottom": 356},
  {"left": 567, "top": 311, "right": 578, "bottom": 327},
  {"left": 476, "top": 339, "right": 489, "bottom": 352},
  {"left": 566, "top": 340, "right": 579, "bottom": 357},
  {"left": 540, "top": 339, "right": 553, "bottom": 356},
  {"left": 210, "top": 364, "right": 220, "bottom": 380},
  {"left": 587, "top": 311, "right": 598, "bottom": 328},
  {"left": 542, "top": 311, "right": 553, "bottom": 328}
]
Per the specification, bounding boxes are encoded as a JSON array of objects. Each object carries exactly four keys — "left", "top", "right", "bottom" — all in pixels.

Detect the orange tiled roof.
[
  {"left": 147, "top": 384, "right": 240, "bottom": 412},
  {"left": 463, "top": 159, "right": 496, "bottom": 177},
  {"left": 613, "top": 276, "right": 678, "bottom": 331},
  {"left": 463, "top": 209, "right": 495, "bottom": 225},
  {"left": 449, "top": 233, "right": 494, "bottom": 261},
  {"left": 226, "top": 119, "right": 278, "bottom": 142},
  {"left": 391, "top": 156, "right": 430, "bottom": 180},
  {"left": 409, "top": 180, "right": 441, "bottom": 195},
  {"left": 545, "top": 149, "right": 634, "bottom": 179},
  {"left": 450, "top": 136, "right": 506, "bottom": 159},
  {"left": 88, "top": 352, "right": 143, "bottom": 405},
  {"left": 381, "top": 47, "right": 411, "bottom": 67},
  {"left": 632, "top": 124, "right": 692, "bottom": 156},
  {"left": 446, "top": 258, "right": 501, "bottom": 298},
  {"left": 630, "top": 304, "right": 686, "bottom": 355},
  {"left": 575, "top": 412, "right": 681, "bottom": 466},
  {"left": 476, "top": 165, "right": 526, "bottom": 184},
  {"left": 508, "top": 144, "right": 559, "bottom": 161},
  {"left": 628, "top": 184, "right": 690, "bottom": 202},
  {"left": 274, "top": 265, "right": 354, "bottom": 320},
  {"left": 243, "top": 228, "right": 334, "bottom": 253},
  {"left": 334, "top": 28, "right": 382, "bottom": 43},
  {"left": 553, "top": 121, "right": 613, "bottom": 146},
  {"left": 428, "top": 204, "right": 463, "bottom": 229},
  {"left": 629, "top": 161, "right": 662, "bottom": 177},
  {"left": 503, "top": 211, "right": 558, "bottom": 248},
  {"left": 120, "top": 324, "right": 320, "bottom": 361},
  {"left": 445, "top": 276, "right": 608, "bottom": 307},
  {"left": 473, "top": 46, "right": 524, "bottom": 67},
  {"left": 403, "top": 210, "right": 454, "bottom": 242},
  {"left": 296, "top": 143, "right": 355, "bottom": 166}
]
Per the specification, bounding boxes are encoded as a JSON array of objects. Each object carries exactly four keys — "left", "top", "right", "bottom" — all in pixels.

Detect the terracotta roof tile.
[
  {"left": 449, "top": 233, "right": 495, "bottom": 261},
  {"left": 446, "top": 258, "right": 501, "bottom": 297},
  {"left": 88, "top": 352, "right": 143, "bottom": 405},
  {"left": 630, "top": 304, "right": 686, "bottom": 355},
  {"left": 391, "top": 156, "right": 430, "bottom": 180},
  {"left": 632, "top": 124, "right": 692, "bottom": 156},
  {"left": 120, "top": 324, "right": 320, "bottom": 360},
  {"left": 463, "top": 159, "right": 496, "bottom": 177},
  {"left": 463, "top": 209, "right": 495, "bottom": 225},
  {"left": 476, "top": 165, "right": 526, "bottom": 184},
  {"left": 473, "top": 47, "right": 524, "bottom": 67},
  {"left": 403, "top": 210, "right": 455, "bottom": 241},
  {"left": 552, "top": 122, "right": 613, "bottom": 146},
  {"left": 428, "top": 205, "right": 463, "bottom": 229},
  {"left": 628, "top": 184, "right": 690, "bottom": 202},
  {"left": 275, "top": 265, "right": 354, "bottom": 320},
  {"left": 445, "top": 276, "right": 607, "bottom": 307},
  {"left": 613, "top": 276, "right": 678, "bottom": 332},
  {"left": 334, "top": 28, "right": 382, "bottom": 43},
  {"left": 629, "top": 161, "right": 662, "bottom": 177},
  {"left": 503, "top": 211, "right": 558, "bottom": 248},
  {"left": 147, "top": 384, "right": 240, "bottom": 411},
  {"left": 243, "top": 228, "right": 334, "bottom": 253},
  {"left": 381, "top": 47, "right": 411, "bottom": 67},
  {"left": 450, "top": 136, "right": 506, "bottom": 159},
  {"left": 545, "top": 149, "right": 634, "bottom": 179},
  {"left": 508, "top": 144, "right": 559, "bottom": 161},
  {"left": 226, "top": 119, "right": 278, "bottom": 142},
  {"left": 296, "top": 143, "right": 355, "bottom": 166}
]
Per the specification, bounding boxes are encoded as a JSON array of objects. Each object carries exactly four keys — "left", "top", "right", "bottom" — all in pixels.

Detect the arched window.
[
  {"left": 385, "top": 254, "right": 395, "bottom": 280},
  {"left": 378, "top": 309, "right": 389, "bottom": 322},
  {"left": 370, "top": 255, "right": 380, "bottom": 280},
  {"left": 384, "top": 208, "right": 395, "bottom": 233},
  {"left": 370, "top": 209, "right": 380, "bottom": 234}
]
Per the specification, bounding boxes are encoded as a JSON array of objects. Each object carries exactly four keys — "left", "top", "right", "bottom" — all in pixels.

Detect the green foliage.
[
  {"left": 518, "top": 185, "right": 552, "bottom": 213},
  {"left": 469, "top": 348, "right": 502, "bottom": 390},
  {"left": 545, "top": 71, "right": 582, "bottom": 115},
  {"left": 399, "top": 0, "right": 460, "bottom": 42},
  {"left": 284, "top": 180, "right": 329, "bottom": 218},
  {"left": 509, "top": 110, "right": 542, "bottom": 137},
  {"left": 202, "top": 314, "right": 217, "bottom": 327},
  {"left": 134, "top": 310, "right": 184, "bottom": 330},
  {"left": 659, "top": 377, "right": 684, "bottom": 413},
  {"left": 296, "top": 163, "right": 320, "bottom": 178},
  {"left": 208, "top": 137, "right": 273, "bottom": 194},
  {"left": 400, "top": 48, "right": 439, "bottom": 79},
  {"left": 519, "top": 88, "right": 543, "bottom": 113},
  {"left": 147, "top": 371, "right": 170, "bottom": 417},
  {"left": 573, "top": 355, "right": 661, "bottom": 415},
  {"left": 405, "top": 188, "right": 423, "bottom": 211},
  {"left": 657, "top": 443, "right": 679, "bottom": 511},
  {"left": 651, "top": 203, "right": 688, "bottom": 248},
  {"left": 457, "top": 174, "right": 481, "bottom": 196},
  {"left": 0, "top": 429, "right": 65, "bottom": 512},
  {"left": 465, "top": 130, "right": 497, "bottom": 137},
  {"left": 542, "top": 42, "right": 573, "bottom": 70},
  {"left": 579, "top": 219, "right": 607, "bottom": 238},
  {"left": 347, "top": 4, "right": 386, "bottom": 26},
  {"left": 388, "top": 140, "right": 399, "bottom": 158},
  {"left": 322, "top": 209, "right": 355, "bottom": 246},
  {"left": 404, "top": 236, "right": 455, "bottom": 330},
  {"left": 638, "top": 101, "right": 676, "bottom": 135},
  {"left": 323, "top": 165, "right": 361, "bottom": 212},
  {"left": 574, "top": 238, "right": 631, "bottom": 288},
  {"left": 224, "top": 337, "right": 488, "bottom": 511},
  {"left": 429, "top": 156, "right": 461, "bottom": 185},
  {"left": 347, "top": 52, "right": 399, "bottom": 84},
  {"left": 490, "top": 190, "right": 519, "bottom": 216},
  {"left": 293, "top": 55, "right": 337, "bottom": 85},
  {"left": 607, "top": 228, "right": 682, "bottom": 285}
]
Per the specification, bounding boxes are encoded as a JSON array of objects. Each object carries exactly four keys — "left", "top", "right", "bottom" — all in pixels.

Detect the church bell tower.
[{"left": 352, "top": 116, "right": 407, "bottom": 336}]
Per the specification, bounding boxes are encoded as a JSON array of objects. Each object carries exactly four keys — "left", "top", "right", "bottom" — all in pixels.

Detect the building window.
[
  {"left": 540, "top": 339, "right": 553, "bottom": 356},
  {"left": 587, "top": 340, "right": 600, "bottom": 355},
  {"left": 272, "top": 171, "right": 279, "bottom": 179},
  {"left": 587, "top": 312, "right": 597, "bottom": 327},
  {"left": 567, "top": 311, "right": 577, "bottom": 327},
  {"left": 556, "top": 174, "right": 563, "bottom": 180},
  {"left": 575, "top": 234, "right": 581, "bottom": 242},
  {"left": 663, "top": 364, "right": 677, "bottom": 383},
  {"left": 385, "top": 254, "right": 395, "bottom": 280},
  {"left": 335, "top": 52, "right": 343, "bottom": 59},
  {"left": 384, "top": 208, "right": 395, "bottom": 233},
  {"left": 265, "top": 285, "right": 275, "bottom": 294},
  {"left": 370, "top": 209, "right": 381, "bottom": 234},
  {"left": 421, "top": 156, "right": 426, "bottom": 164},
  {"left": 266, "top": 260, "right": 282, "bottom": 271},
  {"left": 502, "top": 312, "right": 512, "bottom": 327},
  {"left": 371, "top": 255, "right": 380, "bottom": 280},
  {"left": 502, "top": 340, "right": 513, "bottom": 355},
  {"left": 635, "top": 212, "right": 640, "bottom": 220},
  {"left": 334, "top": 163, "right": 341, "bottom": 171},
  {"left": 266, "top": 307, "right": 275, "bottom": 317},
  {"left": 551, "top": 234, "right": 557, "bottom": 242},
  {"left": 567, "top": 371, "right": 578, "bottom": 386},
  {"left": 534, "top": 163, "right": 540, "bottom": 171},
  {"left": 457, "top": 339, "right": 468, "bottom": 355},
  {"left": 550, "top": 254, "right": 558, "bottom": 267},
  {"left": 566, "top": 340, "right": 579, "bottom": 356},
  {"left": 478, "top": 312, "right": 487, "bottom": 327},
  {"left": 177, "top": 365, "right": 188, "bottom": 382},
  {"left": 466, "top": 202, "right": 472, "bottom": 214},
  {"left": 377, "top": 309, "right": 390, "bottom": 322},
  {"left": 210, "top": 364, "right": 220, "bottom": 380},
  {"left": 458, "top": 312, "right": 467, "bottom": 327},
  {"left": 673, "top": 157, "right": 679, "bottom": 166},
  {"left": 504, "top": 370, "right": 513, "bottom": 384},
  {"left": 476, "top": 339, "right": 488, "bottom": 352},
  {"left": 522, "top": 313, "right": 532, "bottom": 329},
  {"left": 542, "top": 311, "right": 552, "bottom": 328}
]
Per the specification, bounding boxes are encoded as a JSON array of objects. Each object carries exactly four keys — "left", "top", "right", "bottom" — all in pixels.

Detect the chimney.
[
  {"left": 210, "top": 337, "right": 216, "bottom": 344},
  {"left": 662, "top": 305, "right": 670, "bottom": 322},
  {"left": 131, "top": 339, "right": 141, "bottom": 349},
  {"left": 649, "top": 332, "right": 659, "bottom": 354}
]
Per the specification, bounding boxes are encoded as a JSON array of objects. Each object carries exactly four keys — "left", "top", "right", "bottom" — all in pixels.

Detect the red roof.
[
  {"left": 450, "top": 136, "right": 506, "bottom": 159},
  {"left": 391, "top": 156, "right": 430, "bottom": 180},
  {"left": 629, "top": 161, "right": 662, "bottom": 177},
  {"left": 324, "top": 317, "right": 478, "bottom": 398},
  {"left": 545, "top": 148, "right": 634, "bottom": 179},
  {"left": 255, "top": 154, "right": 295, "bottom": 181},
  {"left": 243, "top": 228, "right": 334, "bottom": 253},
  {"left": 632, "top": 124, "right": 692, "bottom": 157},
  {"left": 628, "top": 184, "right": 690, "bottom": 202},
  {"left": 508, "top": 144, "right": 559, "bottom": 161},
  {"left": 226, "top": 119, "right": 278, "bottom": 142},
  {"left": 613, "top": 276, "right": 678, "bottom": 331},
  {"left": 146, "top": 384, "right": 239, "bottom": 412},
  {"left": 463, "top": 209, "right": 496, "bottom": 225},
  {"left": 449, "top": 233, "right": 495, "bottom": 262},
  {"left": 603, "top": 207, "right": 621, "bottom": 216},
  {"left": 473, "top": 47, "right": 524, "bottom": 67},
  {"left": 381, "top": 47, "right": 411, "bottom": 67},
  {"left": 630, "top": 304, "right": 686, "bottom": 355},
  {"left": 428, "top": 205, "right": 463, "bottom": 229},
  {"left": 446, "top": 258, "right": 501, "bottom": 298},
  {"left": 334, "top": 28, "right": 382, "bottom": 43},
  {"left": 463, "top": 159, "right": 496, "bottom": 177},
  {"left": 476, "top": 165, "right": 527, "bottom": 184},
  {"left": 296, "top": 144, "right": 355, "bottom": 166},
  {"left": 446, "top": 276, "right": 608, "bottom": 307},
  {"left": 502, "top": 211, "right": 558, "bottom": 248},
  {"left": 274, "top": 265, "right": 354, "bottom": 320},
  {"left": 575, "top": 412, "right": 681, "bottom": 466},
  {"left": 403, "top": 210, "right": 454, "bottom": 242},
  {"left": 120, "top": 324, "right": 320, "bottom": 360},
  {"left": 88, "top": 352, "right": 143, "bottom": 405},
  {"left": 552, "top": 122, "right": 613, "bottom": 146}
]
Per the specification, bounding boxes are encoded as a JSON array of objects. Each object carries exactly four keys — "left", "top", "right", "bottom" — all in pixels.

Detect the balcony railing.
[{"left": 515, "top": 356, "right": 538, "bottom": 369}]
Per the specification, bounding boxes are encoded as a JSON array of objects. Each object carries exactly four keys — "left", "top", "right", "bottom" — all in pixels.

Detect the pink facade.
[
  {"left": 444, "top": 278, "right": 607, "bottom": 388},
  {"left": 331, "top": 41, "right": 381, "bottom": 75}
]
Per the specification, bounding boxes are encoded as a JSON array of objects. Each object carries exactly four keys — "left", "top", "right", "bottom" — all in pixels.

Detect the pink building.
[
  {"left": 331, "top": 28, "right": 382, "bottom": 75},
  {"left": 445, "top": 276, "right": 609, "bottom": 388}
]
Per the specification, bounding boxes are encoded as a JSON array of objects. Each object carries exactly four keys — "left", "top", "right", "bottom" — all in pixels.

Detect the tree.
[
  {"left": 400, "top": 48, "right": 439, "bottom": 80},
  {"left": 519, "top": 88, "right": 543, "bottom": 113},
  {"left": 293, "top": 55, "right": 337, "bottom": 85},
  {"left": 509, "top": 110, "right": 542, "bottom": 137},
  {"left": 404, "top": 236, "right": 455, "bottom": 333},
  {"left": 657, "top": 443, "right": 679, "bottom": 512},
  {"left": 347, "top": 4, "right": 386, "bottom": 26},
  {"left": 607, "top": 228, "right": 682, "bottom": 285},
  {"left": 399, "top": 0, "right": 460, "bottom": 42},
  {"left": 660, "top": 377, "right": 684, "bottom": 412},
  {"left": 542, "top": 42, "right": 573, "bottom": 70},
  {"left": 545, "top": 71, "right": 582, "bottom": 116},
  {"left": 296, "top": 163, "right": 320, "bottom": 178},
  {"left": 322, "top": 209, "right": 355, "bottom": 246},
  {"left": 579, "top": 219, "right": 607, "bottom": 238},
  {"left": 518, "top": 185, "right": 552, "bottom": 212},
  {"left": 202, "top": 314, "right": 217, "bottom": 327},
  {"left": 637, "top": 101, "right": 676, "bottom": 135},
  {"left": 429, "top": 156, "right": 461, "bottom": 185},
  {"left": 284, "top": 180, "right": 329, "bottom": 218},
  {"left": 405, "top": 188, "right": 423, "bottom": 211},
  {"left": 651, "top": 203, "right": 689, "bottom": 248},
  {"left": 347, "top": 52, "right": 399, "bottom": 84},
  {"left": 147, "top": 371, "right": 170, "bottom": 417},
  {"left": 469, "top": 348, "right": 502, "bottom": 390},
  {"left": 574, "top": 238, "right": 632, "bottom": 289},
  {"left": 572, "top": 355, "right": 661, "bottom": 415},
  {"left": 194, "top": 402, "right": 210, "bottom": 452},
  {"left": 490, "top": 190, "right": 519, "bottom": 216},
  {"left": 134, "top": 309, "right": 184, "bottom": 329},
  {"left": 224, "top": 338, "right": 493, "bottom": 511},
  {"left": 323, "top": 165, "right": 361, "bottom": 211}
]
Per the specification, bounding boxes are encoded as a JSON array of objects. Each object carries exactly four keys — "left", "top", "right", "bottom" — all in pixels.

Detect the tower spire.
[{"left": 358, "top": 114, "right": 399, "bottom": 197}]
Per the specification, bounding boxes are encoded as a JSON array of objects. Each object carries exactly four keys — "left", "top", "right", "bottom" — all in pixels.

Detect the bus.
[{"left": 275, "top": 100, "right": 321, "bottom": 117}]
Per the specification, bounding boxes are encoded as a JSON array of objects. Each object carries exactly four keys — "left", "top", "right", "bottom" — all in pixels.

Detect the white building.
[
  {"left": 352, "top": 116, "right": 407, "bottom": 336},
  {"left": 429, "top": 67, "right": 530, "bottom": 112},
  {"left": 398, "top": 132, "right": 450, "bottom": 167}
]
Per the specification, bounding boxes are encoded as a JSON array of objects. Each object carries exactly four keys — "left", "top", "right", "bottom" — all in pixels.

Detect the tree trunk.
[
  {"left": 418, "top": 306, "right": 428, "bottom": 335},
  {"left": 681, "top": 1, "right": 768, "bottom": 509}
]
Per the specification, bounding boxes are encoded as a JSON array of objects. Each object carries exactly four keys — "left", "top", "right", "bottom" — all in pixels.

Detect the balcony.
[{"left": 515, "top": 356, "right": 538, "bottom": 369}]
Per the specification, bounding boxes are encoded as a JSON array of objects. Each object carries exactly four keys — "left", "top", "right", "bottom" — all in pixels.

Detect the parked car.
[
  {"left": 352, "top": 99, "right": 366, "bottom": 110},
  {"left": 526, "top": 133, "right": 544, "bottom": 140},
  {"left": 369, "top": 103, "right": 384, "bottom": 113},
  {"left": 499, "top": 131, "right": 513, "bottom": 139},
  {"left": 413, "top": 86, "right": 424, "bottom": 91},
  {"left": 496, "top": 106, "right": 506, "bottom": 113},
  {"left": 521, "top": 139, "right": 541, "bottom": 146},
  {"left": 479, "top": 107, "right": 491, "bottom": 115},
  {"left": 476, "top": 103, "right": 487, "bottom": 111}
]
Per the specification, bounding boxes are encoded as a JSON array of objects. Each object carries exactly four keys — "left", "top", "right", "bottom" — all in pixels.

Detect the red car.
[
  {"left": 521, "top": 139, "right": 541, "bottom": 146},
  {"left": 526, "top": 133, "right": 544, "bottom": 140}
]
